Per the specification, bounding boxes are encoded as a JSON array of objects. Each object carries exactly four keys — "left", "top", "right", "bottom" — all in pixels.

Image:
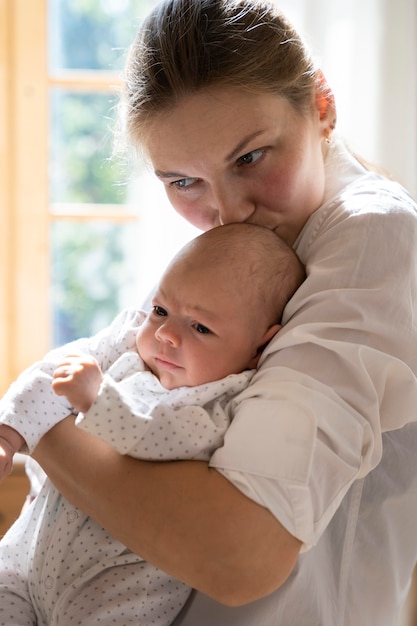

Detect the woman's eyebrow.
[
  {"left": 154, "top": 130, "right": 267, "bottom": 179},
  {"left": 154, "top": 169, "right": 187, "bottom": 180},
  {"left": 225, "top": 130, "right": 265, "bottom": 162}
]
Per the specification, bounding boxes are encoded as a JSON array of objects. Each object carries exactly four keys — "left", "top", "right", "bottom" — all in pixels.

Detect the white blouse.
[{"left": 176, "top": 139, "right": 417, "bottom": 625}]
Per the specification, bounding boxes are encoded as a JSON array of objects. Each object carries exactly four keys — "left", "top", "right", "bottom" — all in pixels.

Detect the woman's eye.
[
  {"left": 153, "top": 305, "right": 168, "bottom": 317},
  {"left": 194, "top": 323, "right": 211, "bottom": 334},
  {"left": 171, "top": 177, "right": 197, "bottom": 189},
  {"left": 237, "top": 148, "right": 264, "bottom": 166}
]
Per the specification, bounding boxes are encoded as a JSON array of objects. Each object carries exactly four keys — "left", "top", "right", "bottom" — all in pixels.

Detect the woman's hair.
[{"left": 122, "top": 0, "right": 324, "bottom": 146}]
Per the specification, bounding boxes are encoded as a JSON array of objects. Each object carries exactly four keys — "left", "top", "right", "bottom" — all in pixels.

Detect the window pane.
[
  {"left": 49, "top": 90, "right": 127, "bottom": 205},
  {"left": 48, "top": 0, "right": 197, "bottom": 350},
  {"left": 48, "top": 0, "right": 157, "bottom": 72},
  {"left": 51, "top": 220, "right": 139, "bottom": 345}
]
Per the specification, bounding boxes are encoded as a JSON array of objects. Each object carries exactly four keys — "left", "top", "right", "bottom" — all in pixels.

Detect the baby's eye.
[
  {"left": 194, "top": 323, "right": 211, "bottom": 334},
  {"left": 153, "top": 305, "right": 168, "bottom": 317},
  {"left": 171, "top": 177, "right": 198, "bottom": 189},
  {"left": 237, "top": 148, "right": 264, "bottom": 166}
]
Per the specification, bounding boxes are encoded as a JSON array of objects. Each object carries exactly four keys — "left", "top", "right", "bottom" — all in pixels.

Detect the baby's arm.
[
  {"left": 0, "top": 309, "right": 144, "bottom": 455},
  {"left": 52, "top": 354, "right": 104, "bottom": 414},
  {"left": 76, "top": 371, "right": 254, "bottom": 462},
  {"left": 0, "top": 424, "right": 25, "bottom": 480}
]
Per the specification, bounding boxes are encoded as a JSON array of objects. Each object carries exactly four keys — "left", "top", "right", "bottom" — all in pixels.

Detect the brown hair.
[{"left": 122, "top": 0, "right": 324, "bottom": 146}]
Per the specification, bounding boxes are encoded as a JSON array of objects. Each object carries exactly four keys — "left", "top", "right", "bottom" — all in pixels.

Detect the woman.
[{"left": 31, "top": 0, "right": 417, "bottom": 624}]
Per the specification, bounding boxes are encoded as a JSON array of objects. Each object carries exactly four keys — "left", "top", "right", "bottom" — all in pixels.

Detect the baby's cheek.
[{"left": 136, "top": 325, "right": 151, "bottom": 362}]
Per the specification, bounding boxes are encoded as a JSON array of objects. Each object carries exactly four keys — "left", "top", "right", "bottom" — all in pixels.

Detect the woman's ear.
[
  {"left": 314, "top": 70, "right": 337, "bottom": 140},
  {"left": 248, "top": 323, "right": 281, "bottom": 368}
]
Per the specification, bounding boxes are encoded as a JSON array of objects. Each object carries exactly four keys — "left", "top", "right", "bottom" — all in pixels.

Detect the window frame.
[
  {"left": 0, "top": 0, "right": 49, "bottom": 392},
  {"left": 0, "top": 0, "right": 135, "bottom": 394}
]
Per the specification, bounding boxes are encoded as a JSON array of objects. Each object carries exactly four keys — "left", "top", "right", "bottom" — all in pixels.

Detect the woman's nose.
[{"left": 211, "top": 184, "right": 255, "bottom": 225}]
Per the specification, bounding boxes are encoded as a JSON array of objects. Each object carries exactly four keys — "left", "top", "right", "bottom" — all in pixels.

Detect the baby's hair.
[
  {"left": 175, "top": 223, "right": 305, "bottom": 326},
  {"left": 121, "top": 0, "right": 324, "bottom": 146}
]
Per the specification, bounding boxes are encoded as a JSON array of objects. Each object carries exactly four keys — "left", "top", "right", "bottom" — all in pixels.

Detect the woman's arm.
[{"left": 32, "top": 416, "right": 301, "bottom": 606}]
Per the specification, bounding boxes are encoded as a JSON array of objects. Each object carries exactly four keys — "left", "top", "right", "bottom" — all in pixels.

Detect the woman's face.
[{"left": 145, "top": 86, "right": 330, "bottom": 246}]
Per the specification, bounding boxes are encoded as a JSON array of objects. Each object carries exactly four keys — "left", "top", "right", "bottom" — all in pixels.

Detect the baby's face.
[{"left": 136, "top": 263, "right": 270, "bottom": 389}]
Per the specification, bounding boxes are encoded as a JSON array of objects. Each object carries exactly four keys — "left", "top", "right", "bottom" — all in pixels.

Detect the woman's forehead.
[{"left": 144, "top": 87, "right": 292, "bottom": 164}]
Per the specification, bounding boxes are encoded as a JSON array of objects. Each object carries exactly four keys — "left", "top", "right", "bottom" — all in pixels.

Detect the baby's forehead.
[
  {"left": 169, "top": 256, "right": 254, "bottom": 295},
  {"left": 157, "top": 263, "right": 254, "bottom": 311},
  {"left": 162, "top": 229, "right": 277, "bottom": 299}
]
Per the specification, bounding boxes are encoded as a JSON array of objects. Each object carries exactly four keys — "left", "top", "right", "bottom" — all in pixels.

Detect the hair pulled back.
[{"left": 123, "top": 0, "right": 321, "bottom": 145}]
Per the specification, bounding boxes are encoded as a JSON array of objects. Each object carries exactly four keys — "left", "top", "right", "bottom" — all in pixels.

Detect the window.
[
  {"left": 0, "top": 0, "right": 197, "bottom": 395},
  {"left": 48, "top": 0, "right": 149, "bottom": 347}
]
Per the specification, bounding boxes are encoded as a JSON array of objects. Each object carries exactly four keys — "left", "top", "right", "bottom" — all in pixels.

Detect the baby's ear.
[
  {"left": 262, "top": 323, "right": 281, "bottom": 345},
  {"left": 248, "top": 324, "right": 282, "bottom": 368}
]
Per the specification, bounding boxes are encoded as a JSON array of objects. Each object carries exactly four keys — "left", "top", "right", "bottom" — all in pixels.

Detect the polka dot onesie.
[{"left": 0, "top": 308, "right": 253, "bottom": 625}]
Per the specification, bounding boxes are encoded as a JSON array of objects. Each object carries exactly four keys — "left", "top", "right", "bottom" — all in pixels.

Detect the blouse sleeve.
[{"left": 210, "top": 180, "right": 417, "bottom": 549}]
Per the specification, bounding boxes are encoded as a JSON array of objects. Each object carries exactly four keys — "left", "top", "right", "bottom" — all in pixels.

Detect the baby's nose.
[{"left": 155, "top": 321, "right": 181, "bottom": 346}]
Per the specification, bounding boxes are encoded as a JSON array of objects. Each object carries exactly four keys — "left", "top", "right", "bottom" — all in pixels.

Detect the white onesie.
[{"left": 0, "top": 308, "right": 253, "bottom": 626}]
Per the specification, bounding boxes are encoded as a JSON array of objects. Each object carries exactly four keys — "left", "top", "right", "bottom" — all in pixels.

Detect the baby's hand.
[
  {"left": 0, "top": 426, "right": 25, "bottom": 482},
  {"left": 52, "top": 354, "right": 103, "bottom": 414}
]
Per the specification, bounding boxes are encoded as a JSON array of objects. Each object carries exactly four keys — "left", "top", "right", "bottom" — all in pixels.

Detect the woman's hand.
[{"left": 32, "top": 417, "right": 301, "bottom": 606}]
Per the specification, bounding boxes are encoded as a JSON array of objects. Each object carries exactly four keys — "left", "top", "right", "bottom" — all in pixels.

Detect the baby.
[{"left": 0, "top": 223, "right": 304, "bottom": 626}]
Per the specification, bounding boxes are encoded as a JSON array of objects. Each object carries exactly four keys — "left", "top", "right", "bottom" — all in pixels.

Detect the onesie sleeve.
[
  {"left": 76, "top": 371, "right": 253, "bottom": 461},
  {"left": 0, "top": 308, "right": 144, "bottom": 452},
  {"left": 210, "top": 182, "right": 417, "bottom": 549}
]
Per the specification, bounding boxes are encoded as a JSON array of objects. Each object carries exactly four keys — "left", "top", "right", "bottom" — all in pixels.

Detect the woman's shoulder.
[
  {"left": 341, "top": 174, "right": 417, "bottom": 215},
  {"left": 295, "top": 173, "right": 417, "bottom": 262},
  {"left": 323, "top": 138, "right": 416, "bottom": 218},
  {"left": 323, "top": 168, "right": 417, "bottom": 226}
]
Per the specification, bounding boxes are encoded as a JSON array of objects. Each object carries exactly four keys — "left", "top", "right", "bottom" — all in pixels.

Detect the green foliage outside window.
[{"left": 49, "top": 0, "right": 156, "bottom": 346}]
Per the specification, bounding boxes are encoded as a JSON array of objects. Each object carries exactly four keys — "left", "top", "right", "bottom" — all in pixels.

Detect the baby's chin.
[{"left": 156, "top": 369, "right": 190, "bottom": 390}]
